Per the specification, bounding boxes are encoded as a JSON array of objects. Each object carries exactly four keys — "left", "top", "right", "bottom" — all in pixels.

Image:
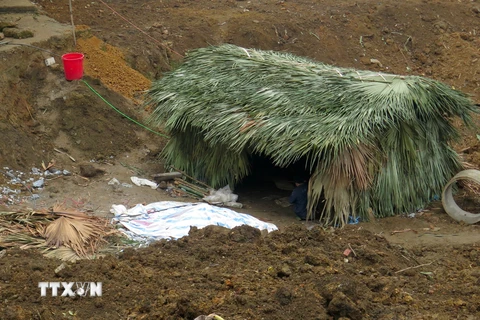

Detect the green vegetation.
[{"left": 146, "top": 44, "right": 476, "bottom": 226}]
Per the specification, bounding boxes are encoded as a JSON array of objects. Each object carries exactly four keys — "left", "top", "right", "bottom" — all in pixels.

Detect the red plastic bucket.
[{"left": 61, "top": 52, "right": 84, "bottom": 81}]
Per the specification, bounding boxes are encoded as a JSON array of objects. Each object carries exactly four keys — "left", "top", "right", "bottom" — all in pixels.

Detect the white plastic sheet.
[
  {"left": 203, "top": 185, "right": 238, "bottom": 203},
  {"left": 111, "top": 201, "right": 278, "bottom": 241},
  {"left": 130, "top": 176, "right": 158, "bottom": 189}
]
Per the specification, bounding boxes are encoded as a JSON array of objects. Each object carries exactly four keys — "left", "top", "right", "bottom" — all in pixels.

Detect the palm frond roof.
[{"left": 146, "top": 44, "right": 476, "bottom": 226}]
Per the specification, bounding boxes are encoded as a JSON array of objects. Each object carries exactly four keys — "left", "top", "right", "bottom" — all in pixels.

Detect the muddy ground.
[{"left": 1, "top": 0, "right": 480, "bottom": 319}]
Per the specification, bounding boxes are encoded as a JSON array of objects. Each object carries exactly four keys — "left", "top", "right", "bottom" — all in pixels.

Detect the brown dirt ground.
[{"left": 0, "top": 0, "right": 480, "bottom": 319}]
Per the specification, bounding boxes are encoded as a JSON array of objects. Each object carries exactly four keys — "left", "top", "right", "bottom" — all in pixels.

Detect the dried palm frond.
[
  {"left": 459, "top": 180, "right": 480, "bottom": 197},
  {"left": 0, "top": 204, "right": 120, "bottom": 260},
  {"left": 50, "top": 203, "right": 91, "bottom": 219},
  {"left": 44, "top": 245, "right": 119, "bottom": 262},
  {"left": 146, "top": 44, "right": 477, "bottom": 226},
  {"left": 0, "top": 233, "right": 47, "bottom": 249},
  {"left": 0, "top": 209, "right": 52, "bottom": 226},
  {"left": 0, "top": 211, "right": 50, "bottom": 239},
  {"left": 43, "top": 246, "right": 82, "bottom": 262},
  {"left": 44, "top": 216, "right": 104, "bottom": 257}
]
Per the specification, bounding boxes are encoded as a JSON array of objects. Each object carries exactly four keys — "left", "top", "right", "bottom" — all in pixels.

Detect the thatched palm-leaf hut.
[{"left": 146, "top": 44, "right": 476, "bottom": 226}]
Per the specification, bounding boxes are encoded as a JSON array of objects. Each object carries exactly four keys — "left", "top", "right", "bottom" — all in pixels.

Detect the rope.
[
  {"left": 97, "top": 0, "right": 184, "bottom": 58},
  {"left": 81, "top": 79, "right": 170, "bottom": 139}
]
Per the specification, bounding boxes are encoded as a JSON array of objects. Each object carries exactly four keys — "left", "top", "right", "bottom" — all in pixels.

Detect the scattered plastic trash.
[
  {"left": 44, "top": 170, "right": 62, "bottom": 176},
  {"left": 44, "top": 57, "right": 56, "bottom": 67},
  {"left": 108, "top": 178, "right": 132, "bottom": 188},
  {"left": 1, "top": 166, "right": 73, "bottom": 206},
  {"left": 334, "top": 215, "right": 361, "bottom": 228},
  {"left": 130, "top": 176, "right": 158, "bottom": 189},
  {"left": 204, "top": 185, "right": 238, "bottom": 202},
  {"left": 108, "top": 178, "right": 120, "bottom": 185},
  {"left": 348, "top": 216, "right": 360, "bottom": 224},
  {"left": 32, "top": 178, "right": 44, "bottom": 188},
  {"left": 203, "top": 185, "right": 243, "bottom": 208},
  {"left": 46, "top": 169, "right": 63, "bottom": 175},
  {"left": 2, "top": 187, "right": 19, "bottom": 195},
  {"left": 224, "top": 201, "right": 243, "bottom": 208}
]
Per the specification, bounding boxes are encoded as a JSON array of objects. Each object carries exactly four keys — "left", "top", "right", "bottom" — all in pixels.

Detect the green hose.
[{"left": 82, "top": 79, "right": 170, "bottom": 139}]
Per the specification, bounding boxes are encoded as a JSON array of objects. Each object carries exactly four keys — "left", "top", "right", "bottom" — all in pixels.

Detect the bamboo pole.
[
  {"left": 174, "top": 178, "right": 209, "bottom": 195},
  {"left": 170, "top": 166, "right": 213, "bottom": 189},
  {"left": 68, "top": 0, "right": 77, "bottom": 46},
  {"left": 178, "top": 186, "right": 204, "bottom": 198}
]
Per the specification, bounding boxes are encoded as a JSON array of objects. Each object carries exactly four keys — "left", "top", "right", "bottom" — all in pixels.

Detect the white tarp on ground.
[{"left": 111, "top": 201, "right": 278, "bottom": 241}]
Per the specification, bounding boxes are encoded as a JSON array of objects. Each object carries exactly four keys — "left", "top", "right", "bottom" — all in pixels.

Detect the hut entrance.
[{"left": 235, "top": 154, "right": 310, "bottom": 208}]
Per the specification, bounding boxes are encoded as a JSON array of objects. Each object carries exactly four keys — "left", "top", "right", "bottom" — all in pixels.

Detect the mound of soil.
[
  {"left": 1, "top": 224, "right": 479, "bottom": 319},
  {"left": 77, "top": 34, "right": 151, "bottom": 101}
]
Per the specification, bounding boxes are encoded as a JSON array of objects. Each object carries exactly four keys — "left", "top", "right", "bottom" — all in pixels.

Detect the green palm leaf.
[{"left": 145, "top": 44, "right": 476, "bottom": 226}]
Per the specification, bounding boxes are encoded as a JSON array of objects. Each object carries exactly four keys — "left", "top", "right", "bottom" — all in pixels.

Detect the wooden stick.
[
  {"left": 25, "top": 103, "right": 35, "bottom": 122},
  {"left": 177, "top": 186, "right": 203, "bottom": 198},
  {"left": 54, "top": 148, "right": 76, "bottom": 162},
  {"left": 391, "top": 228, "right": 416, "bottom": 235},
  {"left": 347, "top": 243, "right": 357, "bottom": 257},
  {"left": 73, "top": 173, "right": 89, "bottom": 181},
  {"left": 175, "top": 186, "right": 207, "bottom": 199},
  {"left": 174, "top": 178, "right": 208, "bottom": 195},
  {"left": 175, "top": 180, "right": 203, "bottom": 193},
  {"left": 395, "top": 261, "right": 433, "bottom": 274},
  {"left": 68, "top": 0, "right": 77, "bottom": 46},
  {"left": 152, "top": 172, "right": 182, "bottom": 181},
  {"left": 170, "top": 166, "right": 212, "bottom": 189}
]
